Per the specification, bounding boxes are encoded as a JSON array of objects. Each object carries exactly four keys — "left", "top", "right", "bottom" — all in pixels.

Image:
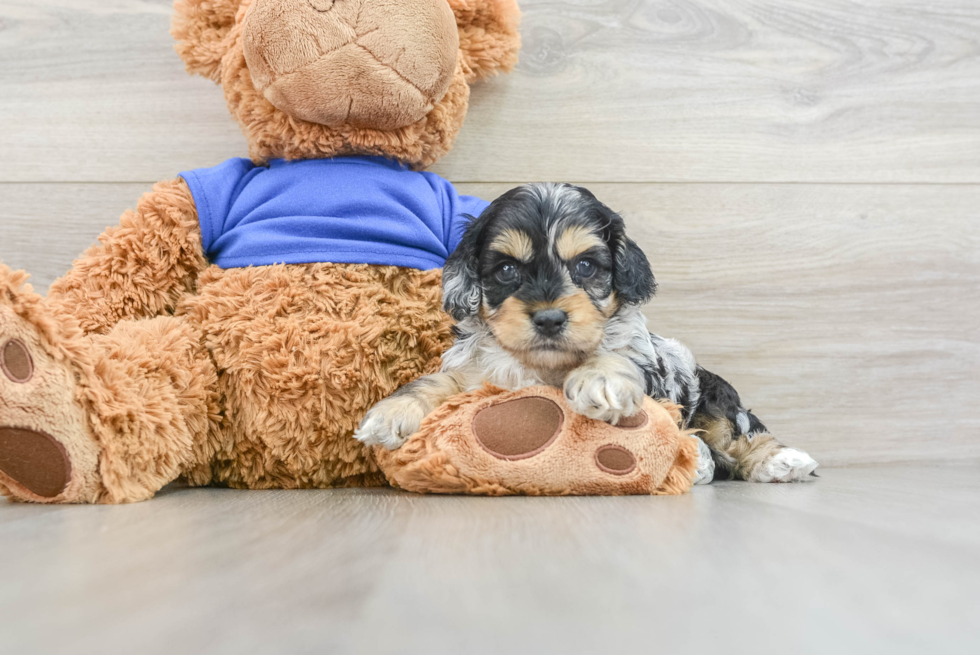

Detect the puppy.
[{"left": 355, "top": 183, "right": 818, "bottom": 483}]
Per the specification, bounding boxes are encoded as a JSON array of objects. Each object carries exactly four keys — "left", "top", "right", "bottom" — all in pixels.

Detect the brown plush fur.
[
  {"left": 375, "top": 385, "right": 699, "bottom": 496},
  {"left": 172, "top": 0, "right": 242, "bottom": 83},
  {"left": 81, "top": 316, "right": 221, "bottom": 503},
  {"left": 179, "top": 263, "right": 452, "bottom": 490},
  {"left": 449, "top": 0, "right": 522, "bottom": 82},
  {"left": 46, "top": 179, "right": 207, "bottom": 336},
  {"left": 0, "top": 260, "right": 453, "bottom": 503},
  {"left": 0, "top": 0, "right": 522, "bottom": 503}
]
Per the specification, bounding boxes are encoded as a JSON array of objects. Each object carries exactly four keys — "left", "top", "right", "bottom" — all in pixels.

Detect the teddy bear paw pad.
[
  {"left": 594, "top": 444, "right": 637, "bottom": 475},
  {"left": 0, "top": 427, "right": 71, "bottom": 498},
  {"left": 0, "top": 290, "right": 101, "bottom": 504},
  {"left": 609, "top": 410, "right": 648, "bottom": 429},
  {"left": 473, "top": 396, "right": 563, "bottom": 460}
]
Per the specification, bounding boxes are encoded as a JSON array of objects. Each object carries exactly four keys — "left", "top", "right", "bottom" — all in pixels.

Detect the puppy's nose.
[{"left": 532, "top": 309, "right": 568, "bottom": 337}]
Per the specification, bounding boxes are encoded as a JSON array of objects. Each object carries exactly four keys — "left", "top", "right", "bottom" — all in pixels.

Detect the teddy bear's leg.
[
  {"left": 376, "top": 389, "right": 705, "bottom": 496},
  {"left": 0, "top": 265, "right": 221, "bottom": 503},
  {"left": 45, "top": 178, "right": 208, "bottom": 336}
]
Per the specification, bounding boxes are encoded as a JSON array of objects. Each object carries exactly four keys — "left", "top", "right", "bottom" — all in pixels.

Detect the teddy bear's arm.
[
  {"left": 449, "top": 0, "right": 521, "bottom": 82},
  {"left": 45, "top": 179, "right": 209, "bottom": 336}
]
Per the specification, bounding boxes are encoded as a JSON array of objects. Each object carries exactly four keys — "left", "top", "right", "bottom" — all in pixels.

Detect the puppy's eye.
[
  {"left": 496, "top": 263, "right": 519, "bottom": 284},
  {"left": 574, "top": 258, "right": 597, "bottom": 279}
]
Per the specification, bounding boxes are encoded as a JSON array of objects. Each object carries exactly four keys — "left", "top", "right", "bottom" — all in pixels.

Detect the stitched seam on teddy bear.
[{"left": 352, "top": 42, "right": 431, "bottom": 102}]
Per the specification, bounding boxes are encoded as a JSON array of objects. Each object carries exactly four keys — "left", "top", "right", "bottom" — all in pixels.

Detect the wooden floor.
[
  {"left": 1, "top": 463, "right": 978, "bottom": 654},
  {"left": 0, "top": 2, "right": 978, "bottom": 653}
]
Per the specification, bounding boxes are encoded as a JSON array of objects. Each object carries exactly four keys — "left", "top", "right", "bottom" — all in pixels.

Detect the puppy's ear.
[
  {"left": 590, "top": 197, "right": 656, "bottom": 305},
  {"left": 443, "top": 213, "right": 489, "bottom": 320},
  {"left": 614, "top": 236, "right": 657, "bottom": 305}
]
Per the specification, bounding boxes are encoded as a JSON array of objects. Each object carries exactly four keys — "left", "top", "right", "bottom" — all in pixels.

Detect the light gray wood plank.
[
  {"left": 1, "top": 181, "right": 977, "bottom": 466},
  {"left": 0, "top": 465, "right": 978, "bottom": 655},
  {"left": 0, "top": 0, "right": 248, "bottom": 184},
  {"left": 1, "top": 1, "right": 979, "bottom": 183}
]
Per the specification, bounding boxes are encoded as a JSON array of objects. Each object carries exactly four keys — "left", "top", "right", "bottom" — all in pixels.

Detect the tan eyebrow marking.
[
  {"left": 489, "top": 229, "right": 534, "bottom": 263},
  {"left": 555, "top": 225, "right": 604, "bottom": 261}
]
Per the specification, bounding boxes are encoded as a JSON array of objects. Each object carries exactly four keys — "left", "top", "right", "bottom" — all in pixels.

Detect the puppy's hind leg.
[
  {"left": 691, "top": 367, "right": 818, "bottom": 483},
  {"left": 727, "top": 432, "right": 818, "bottom": 483}
]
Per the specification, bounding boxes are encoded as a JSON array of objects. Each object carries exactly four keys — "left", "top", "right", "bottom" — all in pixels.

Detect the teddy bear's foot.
[
  {"left": 375, "top": 385, "right": 701, "bottom": 496},
  {"left": 0, "top": 267, "right": 101, "bottom": 503}
]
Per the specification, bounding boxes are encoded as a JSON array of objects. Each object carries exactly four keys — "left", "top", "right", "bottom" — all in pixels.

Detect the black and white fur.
[{"left": 355, "top": 183, "right": 818, "bottom": 483}]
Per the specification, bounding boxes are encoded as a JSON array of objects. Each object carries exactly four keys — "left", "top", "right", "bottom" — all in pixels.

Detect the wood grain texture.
[
  {"left": 0, "top": 1, "right": 979, "bottom": 182},
  {"left": 0, "top": 465, "right": 978, "bottom": 655},
  {"left": 1, "top": 182, "right": 977, "bottom": 465}
]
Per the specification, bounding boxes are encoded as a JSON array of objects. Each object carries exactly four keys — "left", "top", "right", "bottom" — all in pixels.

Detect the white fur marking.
[
  {"left": 692, "top": 436, "right": 715, "bottom": 485},
  {"left": 751, "top": 448, "right": 818, "bottom": 483},
  {"left": 354, "top": 396, "right": 429, "bottom": 450},
  {"left": 563, "top": 356, "right": 645, "bottom": 424},
  {"left": 736, "top": 412, "right": 750, "bottom": 435}
]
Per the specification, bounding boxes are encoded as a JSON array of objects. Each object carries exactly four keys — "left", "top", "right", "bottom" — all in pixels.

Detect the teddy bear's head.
[{"left": 172, "top": 0, "right": 520, "bottom": 168}]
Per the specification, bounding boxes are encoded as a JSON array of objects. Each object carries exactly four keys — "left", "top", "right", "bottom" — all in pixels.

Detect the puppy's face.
[
  {"left": 478, "top": 209, "right": 614, "bottom": 369},
  {"left": 444, "top": 183, "right": 657, "bottom": 370}
]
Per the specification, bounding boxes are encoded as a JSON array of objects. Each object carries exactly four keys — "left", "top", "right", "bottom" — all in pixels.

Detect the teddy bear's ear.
[
  {"left": 171, "top": 0, "right": 243, "bottom": 82},
  {"left": 449, "top": 0, "right": 522, "bottom": 82}
]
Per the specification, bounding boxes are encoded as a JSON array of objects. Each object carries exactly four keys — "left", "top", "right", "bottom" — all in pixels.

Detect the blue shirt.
[{"left": 179, "top": 156, "right": 488, "bottom": 270}]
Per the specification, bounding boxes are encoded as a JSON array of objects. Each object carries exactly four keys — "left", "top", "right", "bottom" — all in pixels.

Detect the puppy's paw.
[
  {"left": 692, "top": 435, "right": 715, "bottom": 485},
  {"left": 563, "top": 364, "right": 645, "bottom": 425},
  {"left": 750, "top": 447, "right": 819, "bottom": 483},
  {"left": 354, "top": 396, "right": 429, "bottom": 450}
]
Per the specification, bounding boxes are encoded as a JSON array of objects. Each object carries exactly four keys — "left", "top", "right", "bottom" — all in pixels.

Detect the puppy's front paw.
[
  {"left": 354, "top": 396, "right": 428, "bottom": 450},
  {"left": 563, "top": 365, "right": 645, "bottom": 425}
]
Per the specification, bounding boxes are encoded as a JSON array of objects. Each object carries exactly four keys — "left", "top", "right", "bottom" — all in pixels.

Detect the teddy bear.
[{"left": 0, "top": 0, "right": 524, "bottom": 504}]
